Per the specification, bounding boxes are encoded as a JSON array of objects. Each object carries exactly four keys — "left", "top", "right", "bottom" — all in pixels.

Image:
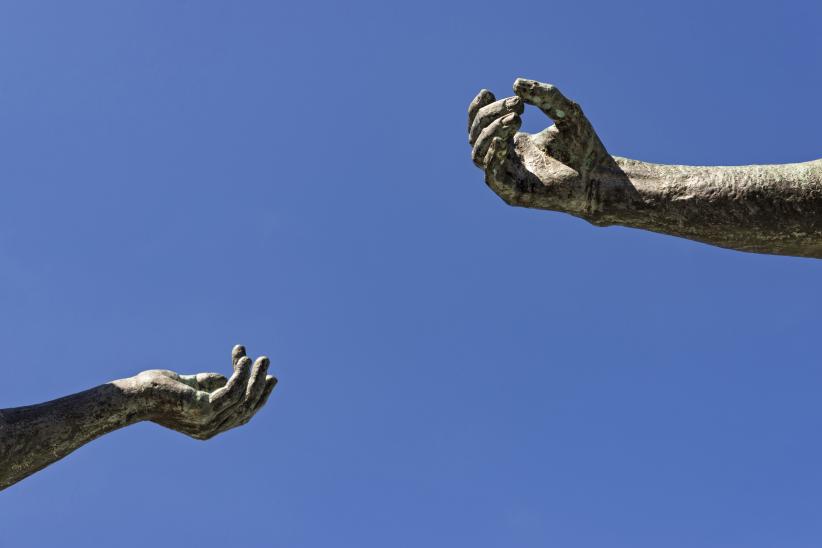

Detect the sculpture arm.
[
  {"left": 468, "top": 78, "right": 822, "bottom": 259},
  {"left": 570, "top": 155, "right": 822, "bottom": 258},
  {"left": 0, "top": 345, "right": 276, "bottom": 491},
  {"left": 0, "top": 379, "right": 145, "bottom": 490}
]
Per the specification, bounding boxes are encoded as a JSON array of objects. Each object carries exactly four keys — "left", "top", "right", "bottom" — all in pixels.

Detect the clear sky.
[{"left": 1, "top": 1, "right": 822, "bottom": 547}]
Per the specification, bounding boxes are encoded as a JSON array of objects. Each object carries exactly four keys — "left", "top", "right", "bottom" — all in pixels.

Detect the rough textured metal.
[
  {"left": 469, "top": 78, "right": 822, "bottom": 259},
  {"left": 0, "top": 345, "right": 276, "bottom": 490}
]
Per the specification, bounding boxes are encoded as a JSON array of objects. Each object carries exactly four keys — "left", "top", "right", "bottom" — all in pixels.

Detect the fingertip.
[
  {"left": 513, "top": 78, "right": 554, "bottom": 103},
  {"left": 477, "top": 88, "right": 495, "bottom": 101},
  {"left": 470, "top": 89, "right": 495, "bottom": 110},
  {"left": 254, "top": 356, "right": 271, "bottom": 373},
  {"left": 513, "top": 77, "right": 533, "bottom": 93},
  {"left": 505, "top": 96, "right": 524, "bottom": 114},
  {"left": 232, "top": 344, "right": 246, "bottom": 360},
  {"left": 236, "top": 356, "right": 253, "bottom": 370}
]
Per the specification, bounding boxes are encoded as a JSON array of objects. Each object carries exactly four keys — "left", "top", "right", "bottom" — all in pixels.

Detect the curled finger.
[
  {"left": 210, "top": 356, "right": 252, "bottom": 412},
  {"left": 238, "top": 375, "right": 278, "bottom": 427},
  {"left": 468, "top": 89, "right": 495, "bottom": 134},
  {"left": 472, "top": 113, "right": 521, "bottom": 168},
  {"left": 484, "top": 136, "right": 511, "bottom": 175},
  {"left": 244, "top": 356, "right": 270, "bottom": 407},
  {"left": 206, "top": 373, "right": 278, "bottom": 437},
  {"left": 469, "top": 96, "right": 523, "bottom": 145},
  {"left": 253, "top": 375, "right": 277, "bottom": 414}
]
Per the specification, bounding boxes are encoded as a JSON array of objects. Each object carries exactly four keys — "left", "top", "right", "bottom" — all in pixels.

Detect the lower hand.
[{"left": 133, "top": 344, "right": 277, "bottom": 440}]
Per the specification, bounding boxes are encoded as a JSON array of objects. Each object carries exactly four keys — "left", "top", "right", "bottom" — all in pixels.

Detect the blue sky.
[{"left": 1, "top": 1, "right": 822, "bottom": 546}]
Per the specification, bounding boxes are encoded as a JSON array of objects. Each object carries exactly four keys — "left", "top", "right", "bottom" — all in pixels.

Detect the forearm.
[
  {"left": 581, "top": 157, "right": 822, "bottom": 258},
  {"left": 0, "top": 377, "right": 145, "bottom": 490}
]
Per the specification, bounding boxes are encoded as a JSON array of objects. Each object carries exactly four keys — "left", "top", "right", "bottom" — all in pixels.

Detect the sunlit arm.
[{"left": 468, "top": 78, "right": 822, "bottom": 259}]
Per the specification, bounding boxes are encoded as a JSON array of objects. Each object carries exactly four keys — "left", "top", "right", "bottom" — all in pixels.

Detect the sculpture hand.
[
  {"left": 134, "top": 344, "right": 277, "bottom": 440},
  {"left": 468, "top": 78, "right": 611, "bottom": 213}
]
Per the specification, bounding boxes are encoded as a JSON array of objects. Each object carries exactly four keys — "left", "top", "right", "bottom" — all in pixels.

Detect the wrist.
[
  {"left": 581, "top": 156, "right": 659, "bottom": 222},
  {"left": 110, "top": 376, "right": 152, "bottom": 423}
]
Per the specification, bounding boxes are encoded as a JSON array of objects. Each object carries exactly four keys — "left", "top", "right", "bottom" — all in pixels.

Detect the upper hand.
[{"left": 468, "top": 78, "right": 611, "bottom": 212}]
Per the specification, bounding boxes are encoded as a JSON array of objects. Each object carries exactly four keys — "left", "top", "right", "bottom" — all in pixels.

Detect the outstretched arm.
[
  {"left": 468, "top": 78, "right": 822, "bottom": 259},
  {"left": 0, "top": 345, "right": 276, "bottom": 491}
]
